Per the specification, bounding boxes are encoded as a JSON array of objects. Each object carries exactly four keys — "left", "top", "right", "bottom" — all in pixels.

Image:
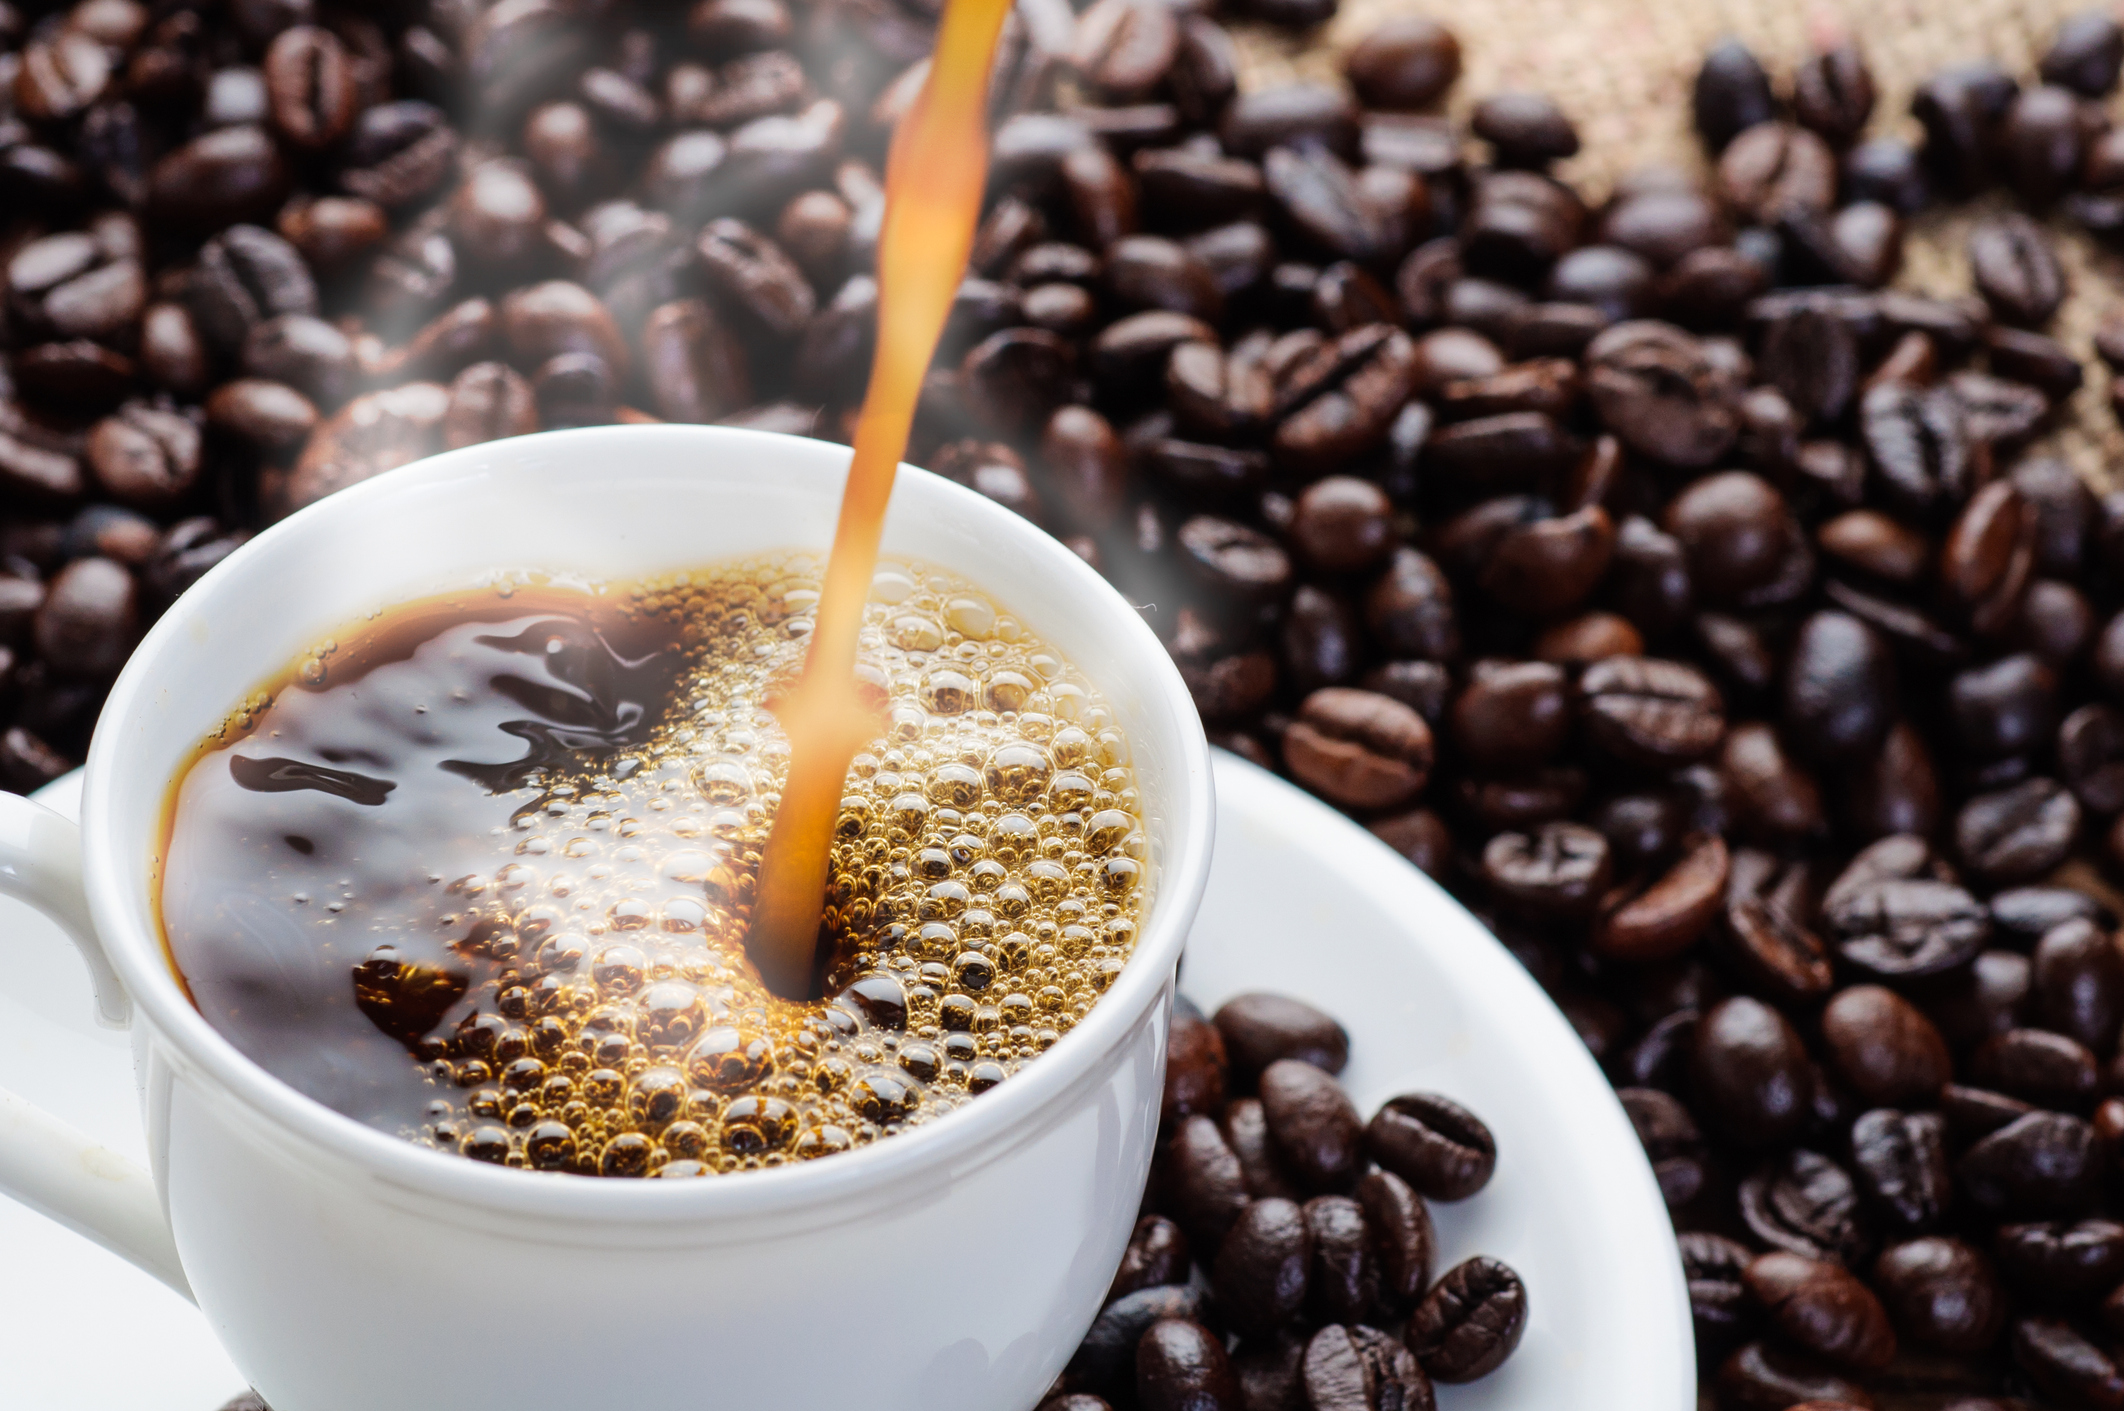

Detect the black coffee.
[{"left": 160, "top": 560, "right": 1150, "bottom": 1176}]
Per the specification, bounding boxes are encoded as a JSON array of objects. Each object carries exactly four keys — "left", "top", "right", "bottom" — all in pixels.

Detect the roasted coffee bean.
[
  {"left": 1955, "top": 779, "right": 2081, "bottom": 887},
  {"left": 1872, "top": 1236, "right": 2004, "bottom": 1353},
  {"left": 1950, "top": 654, "right": 2058, "bottom": 760},
  {"left": 263, "top": 26, "right": 357, "bottom": 151},
  {"left": 1364, "top": 1093, "right": 1495, "bottom": 1201},
  {"left": 1587, "top": 321, "right": 1742, "bottom": 469},
  {"left": 1680, "top": 1232, "right": 1755, "bottom": 1348},
  {"left": 1620, "top": 1087, "right": 1707, "bottom": 1206},
  {"left": 1223, "top": 1097, "right": 1301, "bottom": 1200},
  {"left": 1824, "top": 869, "right": 1988, "bottom": 980},
  {"left": 1691, "top": 996, "right": 1815, "bottom": 1147},
  {"left": 1744, "top": 1251, "right": 1897, "bottom": 1371},
  {"left": 2026, "top": 918, "right": 2124, "bottom": 1055},
  {"left": 441, "top": 362, "right": 537, "bottom": 451},
  {"left": 1299, "top": 1324, "right": 1432, "bottom": 1411},
  {"left": 1959, "top": 1111, "right": 2100, "bottom": 1218},
  {"left": 1716, "top": 1341, "right": 1873, "bottom": 1411},
  {"left": 1483, "top": 821, "right": 1611, "bottom": 918},
  {"left": 1406, "top": 1257, "right": 1527, "bottom": 1382},
  {"left": 1165, "top": 996, "right": 1229, "bottom": 1128},
  {"left": 1213, "top": 1197, "right": 1312, "bottom": 1337},
  {"left": 1290, "top": 477, "right": 1394, "bottom": 575},
  {"left": 1820, "top": 986, "right": 1951, "bottom": 1107},
  {"left": 1342, "top": 17, "right": 1460, "bottom": 112},
  {"left": 1739, "top": 1148, "right": 1873, "bottom": 1265},
  {"left": 86, "top": 404, "right": 200, "bottom": 510},
  {"left": 1078, "top": 1300, "right": 1214, "bottom": 1402},
  {"left": 1453, "top": 660, "right": 1569, "bottom": 770},
  {"left": 1719, "top": 722, "right": 1828, "bottom": 841},
  {"left": 1994, "top": 887, "right": 2113, "bottom": 943},
  {"left": 1214, "top": 994, "right": 1349, "bottom": 1082},
  {"left": 1993, "top": 1219, "right": 2124, "bottom": 1302},
  {"left": 1259, "top": 1059, "right": 1363, "bottom": 1193},
  {"left": 1166, "top": 1114, "right": 1249, "bottom": 1250},
  {"left": 191, "top": 224, "right": 317, "bottom": 354},
  {"left": 1578, "top": 656, "right": 1725, "bottom": 767},
  {"left": 1282, "top": 586, "right": 1360, "bottom": 693},
  {"left": 1470, "top": 92, "right": 1577, "bottom": 168},
  {"left": 270, "top": 382, "right": 448, "bottom": 518},
  {"left": 1135, "top": 1314, "right": 1240, "bottom": 1410},
  {"left": 32, "top": 557, "right": 136, "bottom": 677},
  {"left": 1970, "top": 1028, "right": 2098, "bottom": 1111},
  {"left": 146, "top": 125, "right": 291, "bottom": 232},
  {"left": 1782, "top": 611, "right": 1896, "bottom": 761},
  {"left": 1112, "top": 1216, "right": 1191, "bottom": 1302},
  {"left": 1794, "top": 43, "right": 1876, "bottom": 144},
  {"left": 1596, "top": 835, "right": 1729, "bottom": 962},
  {"left": 641, "top": 300, "right": 751, "bottom": 424},
  {"left": 2011, "top": 1316, "right": 2124, "bottom": 1409},
  {"left": 1968, "top": 215, "right": 2066, "bottom": 328},
  {"left": 1693, "top": 40, "right": 1778, "bottom": 152},
  {"left": 1720, "top": 124, "right": 1838, "bottom": 224},
  {"left": 1860, "top": 381, "right": 1974, "bottom": 514},
  {"left": 1851, "top": 1109, "right": 1952, "bottom": 1235},
  {"left": 206, "top": 378, "right": 317, "bottom": 454},
  {"left": 1281, "top": 688, "right": 1433, "bottom": 812}
]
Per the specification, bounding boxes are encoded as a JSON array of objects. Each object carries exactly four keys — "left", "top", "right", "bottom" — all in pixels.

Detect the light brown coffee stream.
[{"left": 745, "top": 0, "right": 1018, "bottom": 997}]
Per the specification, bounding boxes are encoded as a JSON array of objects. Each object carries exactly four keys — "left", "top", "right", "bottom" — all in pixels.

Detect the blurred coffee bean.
[
  {"left": 1968, "top": 215, "right": 2066, "bottom": 328},
  {"left": 1872, "top": 1237, "right": 2004, "bottom": 1352},
  {"left": 1691, "top": 996, "right": 1815, "bottom": 1147},
  {"left": 1342, "top": 17, "right": 1460, "bottom": 112}
]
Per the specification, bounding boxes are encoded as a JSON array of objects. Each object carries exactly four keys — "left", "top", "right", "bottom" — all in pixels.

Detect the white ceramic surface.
[
  {"left": 4, "top": 753, "right": 1692, "bottom": 1411},
  {"left": 0, "top": 425, "right": 1215, "bottom": 1411}
]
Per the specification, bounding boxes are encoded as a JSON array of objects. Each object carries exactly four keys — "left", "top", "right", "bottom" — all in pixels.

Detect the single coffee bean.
[
  {"left": 1482, "top": 821, "right": 1612, "bottom": 918},
  {"left": 441, "top": 362, "right": 537, "bottom": 451},
  {"left": 1950, "top": 654, "right": 2058, "bottom": 760},
  {"left": 1137, "top": 1319, "right": 1242, "bottom": 1411},
  {"left": 1993, "top": 1219, "right": 2124, "bottom": 1302},
  {"left": 1850, "top": 1109, "right": 1952, "bottom": 1235},
  {"left": 1342, "top": 17, "right": 1460, "bottom": 112},
  {"left": 1968, "top": 214, "right": 2066, "bottom": 328},
  {"left": 1222, "top": 1096, "right": 1301, "bottom": 1200},
  {"left": 1970, "top": 1028, "right": 2098, "bottom": 1111},
  {"left": 1781, "top": 611, "right": 1897, "bottom": 761},
  {"left": 1820, "top": 986, "right": 1951, "bottom": 1107},
  {"left": 1300, "top": 1324, "right": 1432, "bottom": 1411},
  {"left": 1281, "top": 688, "right": 1433, "bottom": 812},
  {"left": 1715, "top": 1341, "right": 1872, "bottom": 1411},
  {"left": 1872, "top": 1236, "right": 2004, "bottom": 1353},
  {"left": 1165, "top": 1114, "right": 1249, "bottom": 1251},
  {"left": 1578, "top": 656, "right": 1726, "bottom": 767},
  {"left": 1364, "top": 1093, "right": 1496, "bottom": 1201},
  {"left": 2028, "top": 918, "right": 2124, "bottom": 1054},
  {"left": 1619, "top": 1087, "right": 1707, "bottom": 1206},
  {"left": 1743, "top": 1251, "right": 1897, "bottom": 1371},
  {"left": 1453, "top": 660, "right": 1569, "bottom": 770},
  {"left": 1794, "top": 42, "right": 1876, "bottom": 143},
  {"left": 1303, "top": 1197, "right": 1379, "bottom": 1327},
  {"left": 1739, "top": 1148, "right": 1873, "bottom": 1265},
  {"left": 1111, "top": 1215, "right": 1191, "bottom": 1302},
  {"left": 32, "top": 557, "right": 136, "bottom": 677},
  {"left": 2011, "top": 1316, "right": 2124, "bottom": 1409},
  {"left": 1693, "top": 38, "right": 1777, "bottom": 151},
  {"left": 1289, "top": 477, "right": 1395, "bottom": 575},
  {"left": 1165, "top": 996, "right": 1229, "bottom": 1128},
  {"left": 1679, "top": 1232, "right": 1754, "bottom": 1347},
  {"left": 1259, "top": 1058, "right": 1364, "bottom": 1193},
  {"left": 1955, "top": 779, "right": 2081, "bottom": 887},
  {"left": 85, "top": 404, "right": 201, "bottom": 510},
  {"left": 1406, "top": 1257, "right": 1527, "bottom": 1382},
  {"left": 1958, "top": 1111, "right": 2099, "bottom": 1218},
  {"left": 1691, "top": 996, "right": 1815, "bottom": 1148},
  {"left": 1212, "top": 1197, "right": 1311, "bottom": 1338},
  {"left": 1214, "top": 994, "right": 1349, "bottom": 1082},
  {"left": 1720, "top": 124, "right": 1838, "bottom": 224}
]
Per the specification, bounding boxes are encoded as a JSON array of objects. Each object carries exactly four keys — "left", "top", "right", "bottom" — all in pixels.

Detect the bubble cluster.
[{"left": 378, "top": 559, "right": 1152, "bottom": 1177}]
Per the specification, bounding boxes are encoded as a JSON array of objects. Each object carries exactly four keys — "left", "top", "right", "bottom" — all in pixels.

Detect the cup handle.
[{"left": 0, "top": 791, "right": 191, "bottom": 1301}]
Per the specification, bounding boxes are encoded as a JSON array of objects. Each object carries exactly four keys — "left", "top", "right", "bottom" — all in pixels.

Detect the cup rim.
[{"left": 78, "top": 424, "right": 1215, "bottom": 1223}]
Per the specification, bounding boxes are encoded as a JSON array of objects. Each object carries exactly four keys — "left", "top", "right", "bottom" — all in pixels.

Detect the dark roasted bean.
[
  {"left": 1364, "top": 1094, "right": 1495, "bottom": 1201},
  {"left": 1213, "top": 1197, "right": 1311, "bottom": 1338},
  {"left": 1743, "top": 1251, "right": 1897, "bottom": 1371},
  {"left": 1137, "top": 1317, "right": 1241, "bottom": 1411},
  {"left": 1406, "top": 1257, "right": 1527, "bottom": 1382},
  {"left": 1851, "top": 1109, "right": 1952, "bottom": 1236},
  {"left": 1691, "top": 996, "right": 1815, "bottom": 1147},
  {"left": 1872, "top": 1236, "right": 2003, "bottom": 1353},
  {"left": 1214, "top": 995, "right": 1349, "bottom": 1082},
  {"left": 1299, "top": 1324, "right": 1431, "bottom": 1411},
  {"left": 1282, "top": 688, "right": 1433, "bottom": 812},
  {"left": 1259, "top": 1059, "right": 1364, "bottom": 1193},
  {"left": 1740, "top": 1148, "right": 1873, "bottom": 1264}
]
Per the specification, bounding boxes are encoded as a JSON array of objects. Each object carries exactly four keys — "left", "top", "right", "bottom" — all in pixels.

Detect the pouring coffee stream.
[{"left": 743, "top": 0, "right": 1017, "bottom": 998}]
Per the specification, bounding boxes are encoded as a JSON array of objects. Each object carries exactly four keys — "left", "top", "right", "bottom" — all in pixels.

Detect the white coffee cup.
[{"left": 0, "top": 425, "right": 1215, "bottom": 1411}]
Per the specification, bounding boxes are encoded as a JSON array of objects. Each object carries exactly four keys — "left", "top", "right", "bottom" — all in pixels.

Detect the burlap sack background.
[{"left": 1232, "top": 0, "right": 2124, "bottom": 486}]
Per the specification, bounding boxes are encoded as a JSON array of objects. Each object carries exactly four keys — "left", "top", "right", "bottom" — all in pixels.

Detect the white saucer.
[{"left": 1, "top": 754, "right": 1689, "bottom": 1410}]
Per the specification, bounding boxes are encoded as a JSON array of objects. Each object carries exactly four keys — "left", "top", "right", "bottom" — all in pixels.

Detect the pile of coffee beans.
[{"left": 1043, "top": 991, "right": 1524, "bottom": 1409}]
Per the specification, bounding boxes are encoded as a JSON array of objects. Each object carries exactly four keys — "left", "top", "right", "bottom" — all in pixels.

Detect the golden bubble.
[
  {"left": 685, "top": 1026, "right": 775, "bottom": 1093},
  {"left": 983, "top": 743, "right": 1052, "bottom": 805},
  {"left": 693, "top": 760, "right": 752, "bottom": 805},
  {"left": 945, "top": 596, "right": 997, "bottom": 639},
  {"left": 1085, "top": 810, "right": 1135, "bottom": 854},
  {"left": 1050, "top": 727, "right": 1094, "bottom": 769},
  {"left": 983, "top": 669, "right": 1037, "bottom": 713},
  {"left": 1049, "top": 772, "right": 1095, "bottom": 812},
  {"left": 921, "top": 669, "right": 976, "bottom": 714},
  {"left": 889, "top": 615, "right": 944, "bottom": 652},
  {"left": 927, "top": 763, "right": 983, "bottom": 808}
]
